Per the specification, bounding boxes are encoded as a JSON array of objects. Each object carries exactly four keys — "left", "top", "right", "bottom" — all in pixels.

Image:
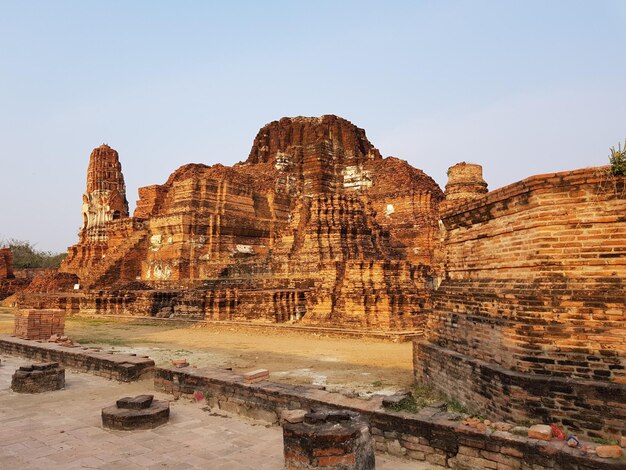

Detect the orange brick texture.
[
  {"left": 415, "top": 166, "right": 626, "bottom": 440},
  {"left": 47, "top": 116, "right": 443, "bottom": 330},
  {"left": 13, "top": 309, "right": 65, "bottom": 340}
]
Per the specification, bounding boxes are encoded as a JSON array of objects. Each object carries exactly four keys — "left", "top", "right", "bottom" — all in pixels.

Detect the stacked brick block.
[{"left": 13, "top": 309, "right": 65, "bottom": 340}]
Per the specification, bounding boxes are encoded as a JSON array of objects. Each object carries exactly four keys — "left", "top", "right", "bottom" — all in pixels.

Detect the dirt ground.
[{"left": 0, "top": 307, "right": 414, "bottom": 398}]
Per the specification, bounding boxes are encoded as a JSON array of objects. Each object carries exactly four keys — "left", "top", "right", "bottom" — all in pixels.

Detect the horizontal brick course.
[
  {"left": 0, "top": 335, "right": 154, "bottom": 381},
  {"left": 418, "top": 166, "right": 626, "bottom": 440},
  {"left": 153, "top": 366, "right": 624, "bottom": 469}
]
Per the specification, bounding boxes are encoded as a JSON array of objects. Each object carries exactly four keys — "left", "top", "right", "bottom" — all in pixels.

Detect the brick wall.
[
  {"left": 0, "top": 336, "right": 154, "bottom": 381},
  {"left": 153, "top": 366, "right": 623, "bottom": 469},
  {"left": 416, "top": 166, "right": 626, "bottom": 440}
]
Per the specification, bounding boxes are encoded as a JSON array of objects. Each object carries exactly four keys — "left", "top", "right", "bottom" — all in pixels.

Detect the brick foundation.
[
  {"left": 0, "top": 336, "right": 154, "bottom": 381},
  {"left": 420, "top": 167, "right": 626, "bottom": 441},
  {"left": 414, "top": 342, "right": 626, "bottom": 438},
  {"left": 154, "top": 366, "right": 625, "bottom": 469},
  {"left": 101, "top": 395, "right": 170, "bottom": 430}
]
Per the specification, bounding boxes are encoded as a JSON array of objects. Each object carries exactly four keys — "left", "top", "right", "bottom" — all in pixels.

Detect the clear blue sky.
[{"left": 1, "top": 1, "right": 625, "bottom": 252}]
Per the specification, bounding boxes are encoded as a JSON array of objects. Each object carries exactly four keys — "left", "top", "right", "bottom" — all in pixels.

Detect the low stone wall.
[
  {"left": 154, "top": 366, "right": 624, "bottom": 469},
  {"left": 0, "top": 336, "right": 154, "bottom": 382},
  {"left": 414, "top": 342, "right": 626, "bottom": 439}
]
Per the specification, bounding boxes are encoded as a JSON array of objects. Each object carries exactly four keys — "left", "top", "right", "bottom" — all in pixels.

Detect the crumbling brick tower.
[
  {"left": 0, "top": 248, "right": 14, "bottom": 279},
  {"left": 81, "top": 144, "right": 129, "bottom": 242}
]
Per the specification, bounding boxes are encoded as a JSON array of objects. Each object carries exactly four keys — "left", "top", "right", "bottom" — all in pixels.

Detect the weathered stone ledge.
[
  {"left": 0, "top": 335, "right": 154, "bottom": 382},
  {"left": 154, "top": 366, "right": 625, "bottom": 469}
]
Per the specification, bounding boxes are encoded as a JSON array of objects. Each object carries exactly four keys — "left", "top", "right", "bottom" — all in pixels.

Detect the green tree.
[{"left": 1, "top": 239, "right": 66, "bottom": 269}]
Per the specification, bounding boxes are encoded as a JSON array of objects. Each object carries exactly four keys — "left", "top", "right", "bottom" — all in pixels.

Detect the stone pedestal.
[
  {"left": 11, "top": 363, "right": 65, "bottom": 393},
  {"left": 102, "top": 395, "right": 170, "bottom": 430},
  {"left": 283, "top": 410, "right": 375, "bottom": 469}
]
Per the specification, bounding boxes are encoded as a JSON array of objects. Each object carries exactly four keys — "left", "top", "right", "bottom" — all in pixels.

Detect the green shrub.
[
  {"left": 0, "top": 239, "right": 66, "bottom": 269},
  {"left": 609, "top": 140, "right": 626, "bottom": 176}
]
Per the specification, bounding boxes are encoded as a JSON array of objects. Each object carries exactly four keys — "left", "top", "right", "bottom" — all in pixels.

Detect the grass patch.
[
  {"left": 410, "top": 384, "right": 446, "bottom": 408},
  {"left": 447, "top": 399, "right": 469, "bottom": 415},
  {"left": 592, "top": 437, "right": 618, "bottom": 445},
  {"left": 66, "top": 316, "right": 115, "bottom": 326},
  {"left": 73, "top": 337, "right": 133, "bottom": 347},
  {"left": 384, "top": 384, "right": 472, "bottom": 415}
]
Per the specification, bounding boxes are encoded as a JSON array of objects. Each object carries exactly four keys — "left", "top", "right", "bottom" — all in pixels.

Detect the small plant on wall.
[{"left": 609, "top": 140, "right": 626, "bottom": 176}]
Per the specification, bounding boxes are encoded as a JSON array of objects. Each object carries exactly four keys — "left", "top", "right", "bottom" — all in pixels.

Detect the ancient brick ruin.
[
  {"left": 51, "top": 115, "right": 444, "bottom": 330},
  {"left": 0, "top": 248, "right": 14, "bottom": 279},
  {"left": 101, "top": 394, "right": 170, "bottom": 430},
  {"left": 283, "top": 410, "right": 375, "bottom": 469},
  {"left": 415, "top": 167, "right": 626, "bottom": 439},
  {"left": 0, "top": 247, "right": 29, "bottom": 300},
  {"left": 13, "top": 115, "right": 625, "bottom": 441}
]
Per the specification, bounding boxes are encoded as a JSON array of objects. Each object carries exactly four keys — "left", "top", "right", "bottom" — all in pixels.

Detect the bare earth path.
[{"left": 0, "top": 308, "right": 414, "bottom": 397}]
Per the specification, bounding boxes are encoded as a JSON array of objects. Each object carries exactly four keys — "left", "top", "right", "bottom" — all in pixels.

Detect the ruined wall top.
[{"left": 246, "top": 115, "right": 382, "bottom": 167}]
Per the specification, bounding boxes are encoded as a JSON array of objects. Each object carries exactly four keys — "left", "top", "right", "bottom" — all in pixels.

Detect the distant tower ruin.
[
  {"left": 444, "top": 162, "right": 488, "bottom": 203},
  {"left": 0, "top": 248, "right": 14, "bottom": 279},
  {"left": 81, "top": 144, "right": 129, "bottom": 242}
]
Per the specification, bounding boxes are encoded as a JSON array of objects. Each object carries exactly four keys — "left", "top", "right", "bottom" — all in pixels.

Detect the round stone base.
[{"left": 102, "top": 399, "right": 170, "bottom": 430}]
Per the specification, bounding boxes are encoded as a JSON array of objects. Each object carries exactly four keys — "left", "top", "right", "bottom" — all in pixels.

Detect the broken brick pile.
[{"left": 11, "top": 362, "right": 65, "bottom": 393}]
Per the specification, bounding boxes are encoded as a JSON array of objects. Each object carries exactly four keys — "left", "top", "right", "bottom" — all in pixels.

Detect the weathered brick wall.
[
  {"left": 0, "top": 336, "right": 154, "bottom": 381},
  {"left": 154, "top": 366, "right": 623, "bottom": 469},
  {"left": 416, "top": 166, "right": 626, "bottom": 439}
]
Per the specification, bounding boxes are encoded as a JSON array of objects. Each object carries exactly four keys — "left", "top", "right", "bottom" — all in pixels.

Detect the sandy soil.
[{"left": 0, "top": 307, "right": 414, "bottom": 398}]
